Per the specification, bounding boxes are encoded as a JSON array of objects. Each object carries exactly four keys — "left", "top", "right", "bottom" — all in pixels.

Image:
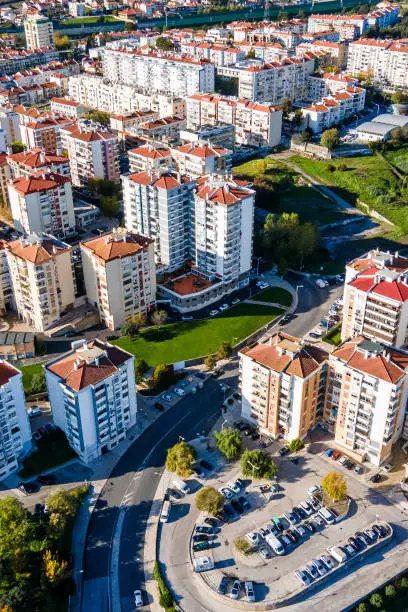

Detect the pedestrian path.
[{"left": 244, "top": 299, "right": 288, "bottom": 309}]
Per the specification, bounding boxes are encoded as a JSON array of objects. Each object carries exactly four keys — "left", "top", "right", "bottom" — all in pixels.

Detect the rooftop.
[{"left": 81, "top": 229, "right": 152, "bottom": 262}]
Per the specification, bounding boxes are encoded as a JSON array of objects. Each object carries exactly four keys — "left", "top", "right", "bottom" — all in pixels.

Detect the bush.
[
  {"left": 327, "top": 163, "right": 335, "bottom": 172},
  {"left": 217, "top": 341, "right": 232, "bottom": 360},
  {"left": 288, "top": 438, "right": 305, "bottom": 453},
  {"left": 204, "top": 355, "right": 216, "bottom": 370},
  {"left": 338, "top": 163, "right": 348, "bottom": 172},
  {"left": 369, "top": 592, "right": 383, "bottom": 608},
  {"left": 400, "top": 576, "right": 408, "bottom": 588},
  {"left": 153, "top": 561, "right": 175, "bottom": 610},
  {"left": 356, "top": 603, "right": 368, "bottom": 612},
  {"left": 234, "top": 536, "right": 252, "bottom": 556},
  {"left": 385, "top": 584, "right": 397, "bottom": 598},
  {"left": 195, "top": 487, "right": 224, "bottom": 515}
]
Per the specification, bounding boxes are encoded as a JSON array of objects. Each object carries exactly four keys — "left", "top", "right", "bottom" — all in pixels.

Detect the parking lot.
[{"left": 159, "top": 432, "right": 407, "bottom": 608}]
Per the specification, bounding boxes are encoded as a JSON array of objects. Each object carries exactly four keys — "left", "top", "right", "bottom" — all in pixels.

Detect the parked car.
[
  {"left": 320, "top": 555, "right": 334, "bottom": 571},
  {"left": 294, "top": 525, "right": 307, "bottom": 538},
  {"left": 227, "top": 481, "right": 241, "bottom": 494},
  {"left": 231, "top": 498, "right": 243, "bottom": 514},
  {"left": 175, "top": 387, "right": 184, "bottom": 396},
  {"left": 219, "top": 304, "right": 229, "bottom": 312},
  {"left": 27, "top": 406, "right": 41, "bottom": 417},
  {"left": 218, "top": 576, "right": 229, "bottom": 595},
  {"left": 193, "top": 542, "right": 210, "bottom": 552},
  {"left": 37, "top": 474, "right": 56, "bottom": 485},
  {"left": 193, "top": 534, "right": 208, "bottom": 542},
  {"left": 304, "top": 564, "right": 319, "bottom": 580},
  {"left": 196, "top": 525, "right": 213, "bottom": 534},
  {"left": 34, "top": 503, "right": 43, "bottom": 518},
  {"left": 245, "top": 581, "right": 255, "bottom": 602},
  {"left": 209, "top": 310, "right": 218, "bottom": 317},
  {"left": 307, "top": 485, "right": 321, "bottom": 496},
  {"left": 373, "top": 524, "right": 387, "bottom": 538},
  {"left": 259, "top": 545, "right": 272, "bottom": 560},
  {"left": 283, "top": 511, "right": 298, "bottom": 526},
  {"left": 162, "top": 393, "right": 173, "bottom": 402},
  {"left": 295, "top": 569, "right": 311, "bottom": 586},
  {"left": 230, "top": 580, "right": 241, "bottom": 600},
  {"left": 331, "top": 450, "right": 341, "bottom": 460},
  {"left": 303, "top": 520, "right": 316, "bottom": 533},
  {"left": 279, "top": 446, "right": 290, "bottom": 456},
  {"left": 313, "top": 515, "right": 325, "bottom": 528},
  {"left": 246, "top": 531, "right": 261, "bottom": 547},
  {"left": 219, "top": 487, "right": 233, "bottom": 500},
  {"left": 369, "top": 473, "right": 381, "bottom": 483},
  {"left": 204, "top": 517, "right": 217, "bottom": 528},
  {"left": 324, "top": 448, "right": 334, "bottom": 457},
  {"left": 154, "top": 402, "right": 165, "bottom": 411},
  {"left": 199, "top": 459, "right": 213, "bottom": 471},
  {"left": 311, "top": 558, "right": 327, "bottom": 576},
  {"left": 192, "top": 466, "right": 205, "bottom": 478},
  {"left": 33, "top": 431, "right": 41, "bottom": 441},
  {"left": 134, "top": 589, "right": 143, "bottom": 608},
  {"left": 382, "top": 463, "right": 394, "bottom": 473}
]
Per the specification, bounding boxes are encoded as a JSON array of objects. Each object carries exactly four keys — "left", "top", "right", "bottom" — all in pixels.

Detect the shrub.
[
  {"left": 369, "top": 592, "right": 383, "bottom": 608},
  {"left": 385, "top": 584, "right": 396, "bottom": 598},
  {"left": 195, "top": 487, "right": 224, "bottom": 515},
  {"left": 400, "top": 576, "right": 408, "bottom": 588},
  {"left": 327, "top": 164, "right": 335, "bottom": 172},
  {"left": 234, "top": 536, "right": 252, "bottom": 556},
  {"left": 338, "top": 163, "right": 348, "bottom": 172},
  {"left": 356, "top": 603, "right": 368, "bottom": 612},
  {"left": 288, "top": 438, "right": 305, "bottom": 453},
  {"left": 204, "top": 355, "right": 216, "bottom": 370},
  {"left": 153, "top": 561, "right": 175, "bottom": 610}
]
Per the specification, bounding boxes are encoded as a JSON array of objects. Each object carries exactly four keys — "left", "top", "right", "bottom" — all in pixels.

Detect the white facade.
[
  {"left": 45, "top": 339, "right": 137, "bottom": 464},
  {"left": 0, "top": 362, "right": 31, "bottom": 479},
  {"left": 122, "top": 171, "right": 196, "bottom": 271},
  {"left": 8, "top": 172, "right": 76, "bottom": 238},
  {"left": 6, "top": 234, "right": 76, "bottom": 332},
  {"left": 81, "top": 229, "right": 156, "bottom": 330},
  {"left": 102, "top": 45, "right": 215, "bottom": 98},
  {"left": 24, "top": 13, "right": 54, "bottom": 50},
  {"left": 347, "top": 39, "right": 408, "bottom": 89},
  {"left": 326, "top": 337, "right": 408, "bottom": 466},
  {"left": 302, "top": 86, "right": 366, "bottom": 133}
]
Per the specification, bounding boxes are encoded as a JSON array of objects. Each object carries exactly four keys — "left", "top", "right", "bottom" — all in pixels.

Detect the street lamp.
[
  {"left": 221, "top": 419, "right": 229, "bottom": 430},
  {"left": 373, "top": 102, "right": 380, "bottom": 116},
  {"left": 246, "top": 459, "right": 259, "bottom": 480},
  {"left": 178, "top": 435, "right": 185, "bottom": 442}
]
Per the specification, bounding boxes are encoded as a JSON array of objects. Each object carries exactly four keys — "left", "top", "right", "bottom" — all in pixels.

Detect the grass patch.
[
  {"left": 278, "top": 185, "right": 349, "bottom": 226},
  {"left": 251, "top": 287, "right": 292, "bottom": 306},
  {"left": 323, "top": 324, "right": 342, "bottom": 346},
  {"left": 290, "top": 154, "right": 408, "bottom": 232},
  {"left": 385, "top": 145, "right": 408, "bottom": 174},
  {"left": 19, "top": 429, "right": 77, "bottom": 478},
  {"left": 62, "top": 15, "right": 120, "bottom": 24},
  {"left": 18, "top": 362, "right": 45, "bottom": 391},
  {"left": 112, "top": 303, "right": 283, "bottom": 366},
  {"left": 154, "top": 561, "right": 176, "bottom": 610}
]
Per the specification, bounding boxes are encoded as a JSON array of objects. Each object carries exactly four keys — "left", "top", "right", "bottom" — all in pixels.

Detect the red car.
[{"left": 332, "top": 450, "right": 341, "bottom": 460}]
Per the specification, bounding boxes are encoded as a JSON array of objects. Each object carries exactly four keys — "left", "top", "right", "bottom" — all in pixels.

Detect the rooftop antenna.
[{"left": 264, "top": 0, "right": 270, "bottom": 22}]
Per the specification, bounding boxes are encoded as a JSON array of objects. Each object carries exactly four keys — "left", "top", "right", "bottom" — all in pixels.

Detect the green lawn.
[
  {"left": 63, "top": 15, "right": 121, "bottom": 24},
  {"left": 323, "top": 324, "right": 342, "bottom": 346},
  {"left": 278, "top": 185, "right": 350, "bottom": 226},
  {"left": 18, "top": 362, "right": 45, "bottom": 391},
  {"left": 251, "top": 287, "right": 292, "bottom": 306},
  {"left": 113, "top": 303, "right": 283, "bottom": 366},
  {"left": 19, "top": 429, "right": 77, "bottom": 478},
  {"left": 290, "top": 154, "right": 408, "bottom": 232}
]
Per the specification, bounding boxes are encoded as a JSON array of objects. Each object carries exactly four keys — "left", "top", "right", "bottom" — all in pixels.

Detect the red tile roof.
[
  {"left": 0, "top": 361, "right": 19, "bottom": 386},
  {"left": 81, "top": 231, "right": 152, "bottom": 262},
  {"left": 8, "top": 172, "right": 70, "bottom": 196},
  {"left": 7, "top": 235, "right": 70, "bottom": 264}
]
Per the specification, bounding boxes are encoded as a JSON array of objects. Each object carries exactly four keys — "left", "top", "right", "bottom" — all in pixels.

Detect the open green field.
[
  {"left": 112, "top": 303, "right": 283, "bottom": 366},
  {"left": 385, "top": 145, "right": 408, "bottom": 174},
  {"left": 234, "top": 158, "right": 349, "bottom": 226},
  {"left": 290, "top": 154, "right": 408, "bottom": 232},
  {"left": 18, "top": 362, "right": 45, "bottom": 391},
  {"left": 63, "top": 15, "right": 121, "bottom": 25},
  {"left": 251, "top": 287, "right": 292, "bottom": 306}
]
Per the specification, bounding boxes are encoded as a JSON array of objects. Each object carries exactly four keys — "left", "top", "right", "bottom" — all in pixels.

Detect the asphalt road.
[
  {"left": 82, "top": 375, "right": 235, "bottom": 611},
  {"left": 81, "top": 276, "right": 339, "bottom": 611}
]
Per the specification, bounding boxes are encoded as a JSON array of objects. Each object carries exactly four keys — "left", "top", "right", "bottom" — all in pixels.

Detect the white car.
[
  {"left": 232, "top": 297, "right": 240, "bottom": 305},
  {"left": 219, "top": 303, "right": 229, "bottom": 312},
  {"left": 27, "top": 406, "right": 41, "bottom": 417},
  {"left": 382, "top": 463, "right": 394, "bottom": 473},
  {"left": 226, "top": 481, "right": 241, "bottom": 495},
  {"left": 219, "top": 487, "right": 233, "bottom": 500},
  {"left": 175, "top": 388, "right": 185, "bottom": 396},
  {"left": 307, "top": 485, "right": 321, "bottom": 497},
  {"left": 230, "top": 579, "right": 241, "bottom": 600},
  {"left": 311, "top": 558, "right": 327, "bottom": 576},
  {"left": 320, "top": 554, "right": 334, "bottom": 571},
  {"left": 134, "top": 589, "right": 143, "bottom": 608},
  {"left": 246, "top": 531, "right": 261, "bottom": 546},
  {"left": 299, "top": 501, "right": 313, "bottom": 516},
  {"left": 245, "top": 581, "right": 255, "bottom": 602},
  {"left": 338, "top": 456, "right": 348, "bottom": 465},
  {"left": 209, "top": 310, "right": 218, "bottom": 317}
]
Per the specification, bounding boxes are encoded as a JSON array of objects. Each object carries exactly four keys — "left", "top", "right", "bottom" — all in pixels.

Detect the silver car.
[
  {"left": 245, "top": 581, "right": 255, "bottom": 602},
  {"left": 230, "top": 580, "right": 241, "bottom": 600}
]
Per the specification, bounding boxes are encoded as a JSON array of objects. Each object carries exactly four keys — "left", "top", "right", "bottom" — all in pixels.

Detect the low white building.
[
  {"left": 0, "top": 361, "right": 32, "bottom": 479},
  {"left": 302, "top": 86, "right": 366, "bottom": 133},
  {"left": 45, "top": 339, "right": 137, "bottom": 463}
]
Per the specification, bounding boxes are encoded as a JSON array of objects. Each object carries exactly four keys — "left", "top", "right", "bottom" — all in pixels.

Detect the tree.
[
  {"left": 195, "top": 486, "right": 224, "bottom": 515},
  {"left": 54, "top": 32, "right": 70, "bottom": 50},
  {"left": 217, "top": 341, "right": 232, "bottom": 360},
  {"left": 27, "top": 371, "right": 46, "bottom": 395},
  {"left": 204, "top": 354, "right": 216, "bottom": 370},
  {"left": 214, "top": 428, "right": 242, "bottom": 459},
  {"left": 356, "top": 604, "right": 368, "bottom": 612},
  {"left": 85, "top": 110, "right": 110, "bottom": 126},
  {"left": 156, "top": 36, "right": 174, "bottom": 51},
  {"left": 121, "top": 313, "right": 146, "bottom": 337},
  {"left": 256, "top": 159, "right": 267, "bottom": 175},
  {"left": 321, "top": 471, "right": 347, "bottom": 501},
  {"left": 385, "top": 584, "right": 397, "bottom": 598},
  {"left": 11, "top": 141, "right": 24, "bottom": 154},
  {"left": 43, "top": 550, "right": 68, "bottom": 585},
  {"left": 321, "top": 128, "right": 340, "bottom": 152},
  {"left": 299, "top": 128, "right": 313, "bottom": 149},
  {"left": 369, "top": 593, "right": 383, "bottom": 609},
  {"left": 152, "top": 363, "right": 173, "bottom": 390},
  {"left": 391, "top": 89, "right": 408, "bottom": 105},
  {"left": 241, "top": 449, "right": 277, "bottom": 480},
  {"left": 100, "top": 195, "right": 119, "bottom": 218},
  {"left": 165, "top": 441, "right": 196, "bottom": 477},
  {"left": 134, "top": 358, "right": 148, "bottom": 379},
  {"left": 0, "top": 498, "right": 32, "bottom": 558},
  {"left": 246, "top": 49, "right": 255, "bottom": 59},
  {"left": 151, "top": 309, "right": 168, "bottom": 328},
  {"left": 281, "top": 99, "right": 293, "bottom": 116},
  {"left": 289, "top": 438, "right": 305, "bottom": 452}
]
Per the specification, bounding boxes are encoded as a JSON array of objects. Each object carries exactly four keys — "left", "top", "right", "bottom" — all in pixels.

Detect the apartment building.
[
  {"left": 232, "top": 57, "right": 315, "bottom": 106},
  {"left": 6, "top": 234, "right": 76, "bottom": 332},
  {"left": 7, "top": 148, "right": 70, "bottom": 178},
  {"left": 61, "top": 122, "right": 120, "bottom": 187},
  {"left": 80, "top": 229, "right": 156, "bottom": 330},
  {"left": 102, "top": 44, "right": 215, "bottom": 98},
  {"left": 0, "top": 48, "right": 58, "bottom": 75},
  {"left": 302, "top": 86, "right": 366, "bottom": 133},
  {"left": 68, "top": 74, "right": 186, "bottom": 118},
  {"left": 180, "top": 41, "right": 246, "bottom": 66},
  {"left": 307, "top": 14, "right": 368, "bottom": 38},
  {"left": 0, "top": 107, "right": 21, "bottom": 147},
  {"left": 239, "top": 332, "right": 328, "bottom": 441},
  {"left": 110, "top": 110, "right": 159, "bottom": 137},
  {"left": 45, "top": 338, "right": 137, "bottom": 463},
  {"left": 296, "top": 41, "right": 348, "bottom": 69},
  {"left": 135, "top": 116, "right": 186, "bottom": 144},
  {"left": 8, "top": 172, "right": 76, "bottom": 238},
  {"left": 185, "top": 93, "right": 283, "bottom": 148},
  {"left": 122, "top": 170, "right": 196, "bottom": 271},
  {"left": 0, "top": 361, "right": 32, "bottom": 479},
  {"left": 19, "top": 114, "right": 73, "bottom": 153},
  {"left": 50, "top": 97, "right": 87, "bottom": 119},
  {"left": 24, "top": 12, "right": 54, "bottom": 51},
  {"left": 0, "top": 154, "right": 11, "bottom": 208},
  {"left": 0, "top": 241, "right": 13, "bottom": 314},
  {"left": 157, "top": 175, "right": 255, "bottom": 312},
  {"left": 308, "top": 73, "right": 360, "bottom": 101},
  {"left": 341, "top": 250, "right": 408, "bottom": 348},
  {"left": 325, "top": 336, "right": 408, "bottom": 466},
  {"left": 347, "top": 39, "right": 408, "bottom": 89},
  {"left": 128, "top": 144, "right": 172, "bottom": 174},
  {"left": 170, "top": 142, "right": 232, "bottom": 177}
]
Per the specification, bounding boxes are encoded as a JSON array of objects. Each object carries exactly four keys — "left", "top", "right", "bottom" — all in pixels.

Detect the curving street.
[{"left": 81, "top": 277, "right": 342, "bottom": 612}]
